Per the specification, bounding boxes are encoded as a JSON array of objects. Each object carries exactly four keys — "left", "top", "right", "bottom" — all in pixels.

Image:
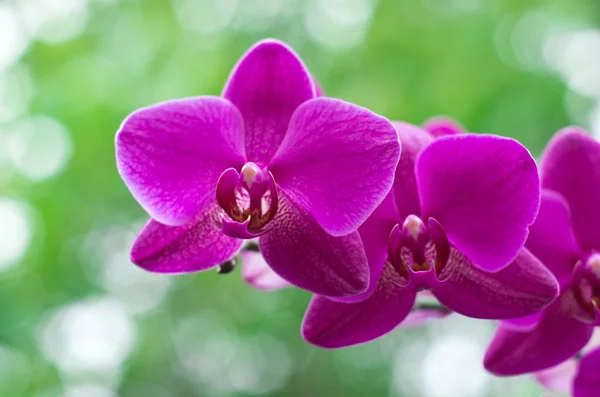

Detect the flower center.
[
  {"left": 215, "top": 162, "right": 278, "bottom": 239},
  {"left": 386, "top": 215, "right": 450, "bottom": 290},
  {"left": 572, "top": 252, "right": 600, "bottom": 321}
]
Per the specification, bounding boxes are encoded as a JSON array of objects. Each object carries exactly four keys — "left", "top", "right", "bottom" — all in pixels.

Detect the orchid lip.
[
  {"left": 387, "top": 215, "right": 450, "bottom": 290},
  {"left": 216, "top": 163, "right": 279, "bottom": 239},
  {"left": 572, "top": 252, "right": 600, "bottom": 322}
]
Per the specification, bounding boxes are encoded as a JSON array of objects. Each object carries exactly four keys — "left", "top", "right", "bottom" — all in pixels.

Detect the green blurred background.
[{"left": 0, "top": 0, "right": 599, "bottom": 395}]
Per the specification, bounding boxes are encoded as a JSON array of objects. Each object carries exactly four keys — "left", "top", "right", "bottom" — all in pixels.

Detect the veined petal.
[
  {"left": 301, "top": 264, "right": 416, "bottom": 348},
  {"left": 417, "top": 134, "right": 540, "bottom": 272},
  {"left": 240, "top": 250, "right": 290, "bottom": 290},
  {"left": 434, "top": 247, "right": 558, "bottom": 319},
  {"left": 574, "top": 347, "right": 600, "bottom": 397},
  {"left": 534, "top": 359, "right": 577, "bottom": 395},
  {"left": 259, "top": 192, "right": 369, "bottom": 297},
  {"left": 131, "top": 206, "right": 242, "bottom": 273},
  {"left": 541, "top": 128, "right": 600, "bottom": 253},
  {"left": 422, "top": 116, "right": 465, "bottom": 137},
  {"left": 270, "top": 98, "right": 400, "bottom": 236},
  {"left": 526, "top": 189, "right": 581, "bottom": 287},
  {"left": 116, "top": 97, "right": 246, "bottom": 226},
  {"left": 333, "top": 192, "right": 398, "bottom": 303},
  {"left": 223, "top": 39, "right": 315, "bottom": 164},
  {"left": 391, "top": 122, "right": 433, "bottom": 219},
  {"left": 484, "top": 292, "right": 594, "bottom": 375}
]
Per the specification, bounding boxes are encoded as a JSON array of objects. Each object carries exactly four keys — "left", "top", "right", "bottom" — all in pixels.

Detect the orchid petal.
[
  {"left": 541, "top": 128, "right": 600, "bottom": 253},
  {"left": 131, "top": 207, "right": 242, "bottom": 273},
  {"left": 269, "top": 98, "right": 401, "bottom": 236},
  {"left": 573, "top": 347, "right": 600, "bottom": 397},
  {"left": 417, "top": 134, "right": 540, "bottom": 271},
  {"left": 301, "top": 265, "right": 416, "bottom": 348},
  {"left": 116, "top": 97, "right": 246, "bottom": 226},
  {"left": 391, "top": 122, "right": 433, "bottom": 219},
  {"left": 422, "top": 116, "right": 465, "bottom": 137},
  {"left": 526, "top": 189, "right": 581, "bottom": 287},
  {"left": 534, "top": 359, "right": 577, "bottom": 395},
  {"left": 223, "top": 39, "right": 314, "bottom": 164},
  {"left": 434, "top": 248, "right": 558, "bottom": 319},
  {"left": 484, "top": 292, "right": 594, "bottom": 375},
  {"left": 240, "top": 250, "right": 290, "bottom": 290},
  {"left": 259, "top": 192, "right": 369, "bottom": 297}
]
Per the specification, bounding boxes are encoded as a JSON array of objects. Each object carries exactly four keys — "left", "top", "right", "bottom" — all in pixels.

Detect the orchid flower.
[
  {"left": 485, "top": 128, "right": 600, "bottom": 375},
  {"left": 115, "top": 39, "right": 401, "bottom": 298},
  {"left": 301, "top": 122, "right": 558, "bottom": 348}
]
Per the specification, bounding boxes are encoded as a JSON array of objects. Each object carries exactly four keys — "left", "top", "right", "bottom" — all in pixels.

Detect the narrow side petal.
[
  {"left": 534, "top": 359, "right": 577, "bottom": 395},
  {"left": 223, "top": 39, "right": 314, "bottom": 164},
  {"left": 417, "top": 134, "right": 540, "bottom": 271},
  {"left": 422, "top": 116, "right": 465, "bottom": 137},
  {"left": 434, "top": 248, "right": 559, "bottom": 319},
  {"left": 391, "top": 122, "right": 433, "bottom": 219},
  {"left": 573, "top": 347, "right": 600, "bottom": 397},
  {"left": 484, "top": 293, "right": 594, "bottom": 375},
  {"left": 302, "top": 265, "right": 416, "bottom": 348},
  {"left": 270, "top": 98, "right": 401, "bottom": 236},
  {"left": 131, "top": 207, "right": 242, "bottom": 273},
  {"left": 116, "top": 97, "right": 246, "bottom": 226},
  {"left": 240, "top": 250, "right": 290, "bottom": 290},
  {"left": 526, "top": 189, "right": 581, "bottom": 287},
  {"left": 541, "top": 128, "right": 600, "bottom": 253},
  {"left": 259, "top": 192, "right": 369, "bottom": 297}
]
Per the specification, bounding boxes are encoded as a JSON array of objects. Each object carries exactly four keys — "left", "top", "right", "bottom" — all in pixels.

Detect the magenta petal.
[
  {"left": 131, "top": 208, "right": 242, "bottom": 273},
  {"left": 541, "top": 128, "right": 600, "bottom": 253},
  {"left": 391, "top": 122, "right": 434, "bottom": 219},
  {"left": 484, "top": 293, "right": 594, "bottom": 375},
  {"left": 417, "top": 134, "right": 540, "bottom": 271},
  {"left": 526, "top": 189, "right": 581, "bottom": 286},
  {"left": 223, "top": 39, "right": 314, "bottom": 164},
  {"left": 116, "top": 97, "right": 246, "bottom": 226},
  {"left": 270, "top": 98, "right": 400, "bottom": 236},
  {"left": 534, "top": 359, "right": 577, "bottom": 395},
  {"left": 574, "top": 347, "right": 600, "bottom": 397},
  {"left": 501, "top": 312, "right": 544, "bottom": 332},
  {"left": 422, "top": 116, "right": 465, "bottom": 137},
  {"left": 240, "top": 250, "right": 290, "bottom": 290},
  {"left": 434, "top": 248, "right": 558, "bottom": 319},
  {"left": 301, "top": 265, "right": 416, "bottom": 348},
  {"left": 259, "top": 192, "right": 369, "bottom": 297}
]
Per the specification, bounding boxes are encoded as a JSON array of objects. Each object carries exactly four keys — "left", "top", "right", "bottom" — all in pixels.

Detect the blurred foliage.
[{"left": 0, "top": 0, "right": 598, "bottom": 396}]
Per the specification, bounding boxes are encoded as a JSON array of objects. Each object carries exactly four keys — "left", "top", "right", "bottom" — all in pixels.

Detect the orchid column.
[{"left": 115, "top": 39, "right": 401, "bottom": 298}]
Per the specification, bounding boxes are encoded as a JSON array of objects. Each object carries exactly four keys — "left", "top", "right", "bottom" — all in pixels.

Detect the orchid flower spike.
[
  {"left": 485, "top": 127, "right": 600, "bottom": 376},
  {"left": 115, "top": 39, "right": 401, "bottom": 297},
  {"left": 302, "top": 122, "right": 559, "bottom": 348}
]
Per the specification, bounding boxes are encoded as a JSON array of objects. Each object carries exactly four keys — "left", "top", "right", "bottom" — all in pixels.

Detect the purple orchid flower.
[
  {"left": 484, "top": 127, "right": 600, "bottom": 375},
  {"left": 301, "top": 122, "right": 558, "bottom": 348},
  {"left": 533, "top": 334, "right": 600, "bottom": 397},
  {"left": 115, "top": 39, "right": 401, "bottom": 298},
  {"left": 422, "top": 115, "right": 465, "bottom": 137}
]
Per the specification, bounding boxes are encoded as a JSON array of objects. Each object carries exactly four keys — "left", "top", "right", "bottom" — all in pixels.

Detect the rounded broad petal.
[
  {"left": 434, "top": 248, "right": 559, "bottom": 319},
  {"left": 391, "top": 122, "right": 433, "bottom": 219},
  {"left": 422, "top": 116, "right": 465, "bottom": 137},
  {"left": 526, "top": 189, "right": 581, "bottom": 287},
  {"left": 541, "top": 128, "right": 600, "bottom": 253},
  {"left": 131, "top": 208, "right": 243, "bottom": 273},
  {"left": 534, "top": 359, "right": 577, "bottom": 395},
  {"left": 417, "top": 134, "right": 540, "bottom": 271},
  {"left": 240, "top": 250, "right": 290, "bottom": 290},
  {"left": 116, "top": 97, "right": 246, "bottom": 226},
  {"left": 484, "top": 293, "right": 594, "bottom": 375},
  {"left": 301, "top": 265, "right": 416, "bottom": 348},
  {"left": 573, "top": 348, "right": 600, "bottom": 397},
  {"left": 222, "top": 39, "right": 315, "bottom": 164},
  {"left": 333, "top": 192, "right": 398, "bottom": 303},
  {"left": 270, "top": 98, "right": 401, "bottom": 236},
  {"left": 259, "top": 192, "right": 369, "bottom": 297}
]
